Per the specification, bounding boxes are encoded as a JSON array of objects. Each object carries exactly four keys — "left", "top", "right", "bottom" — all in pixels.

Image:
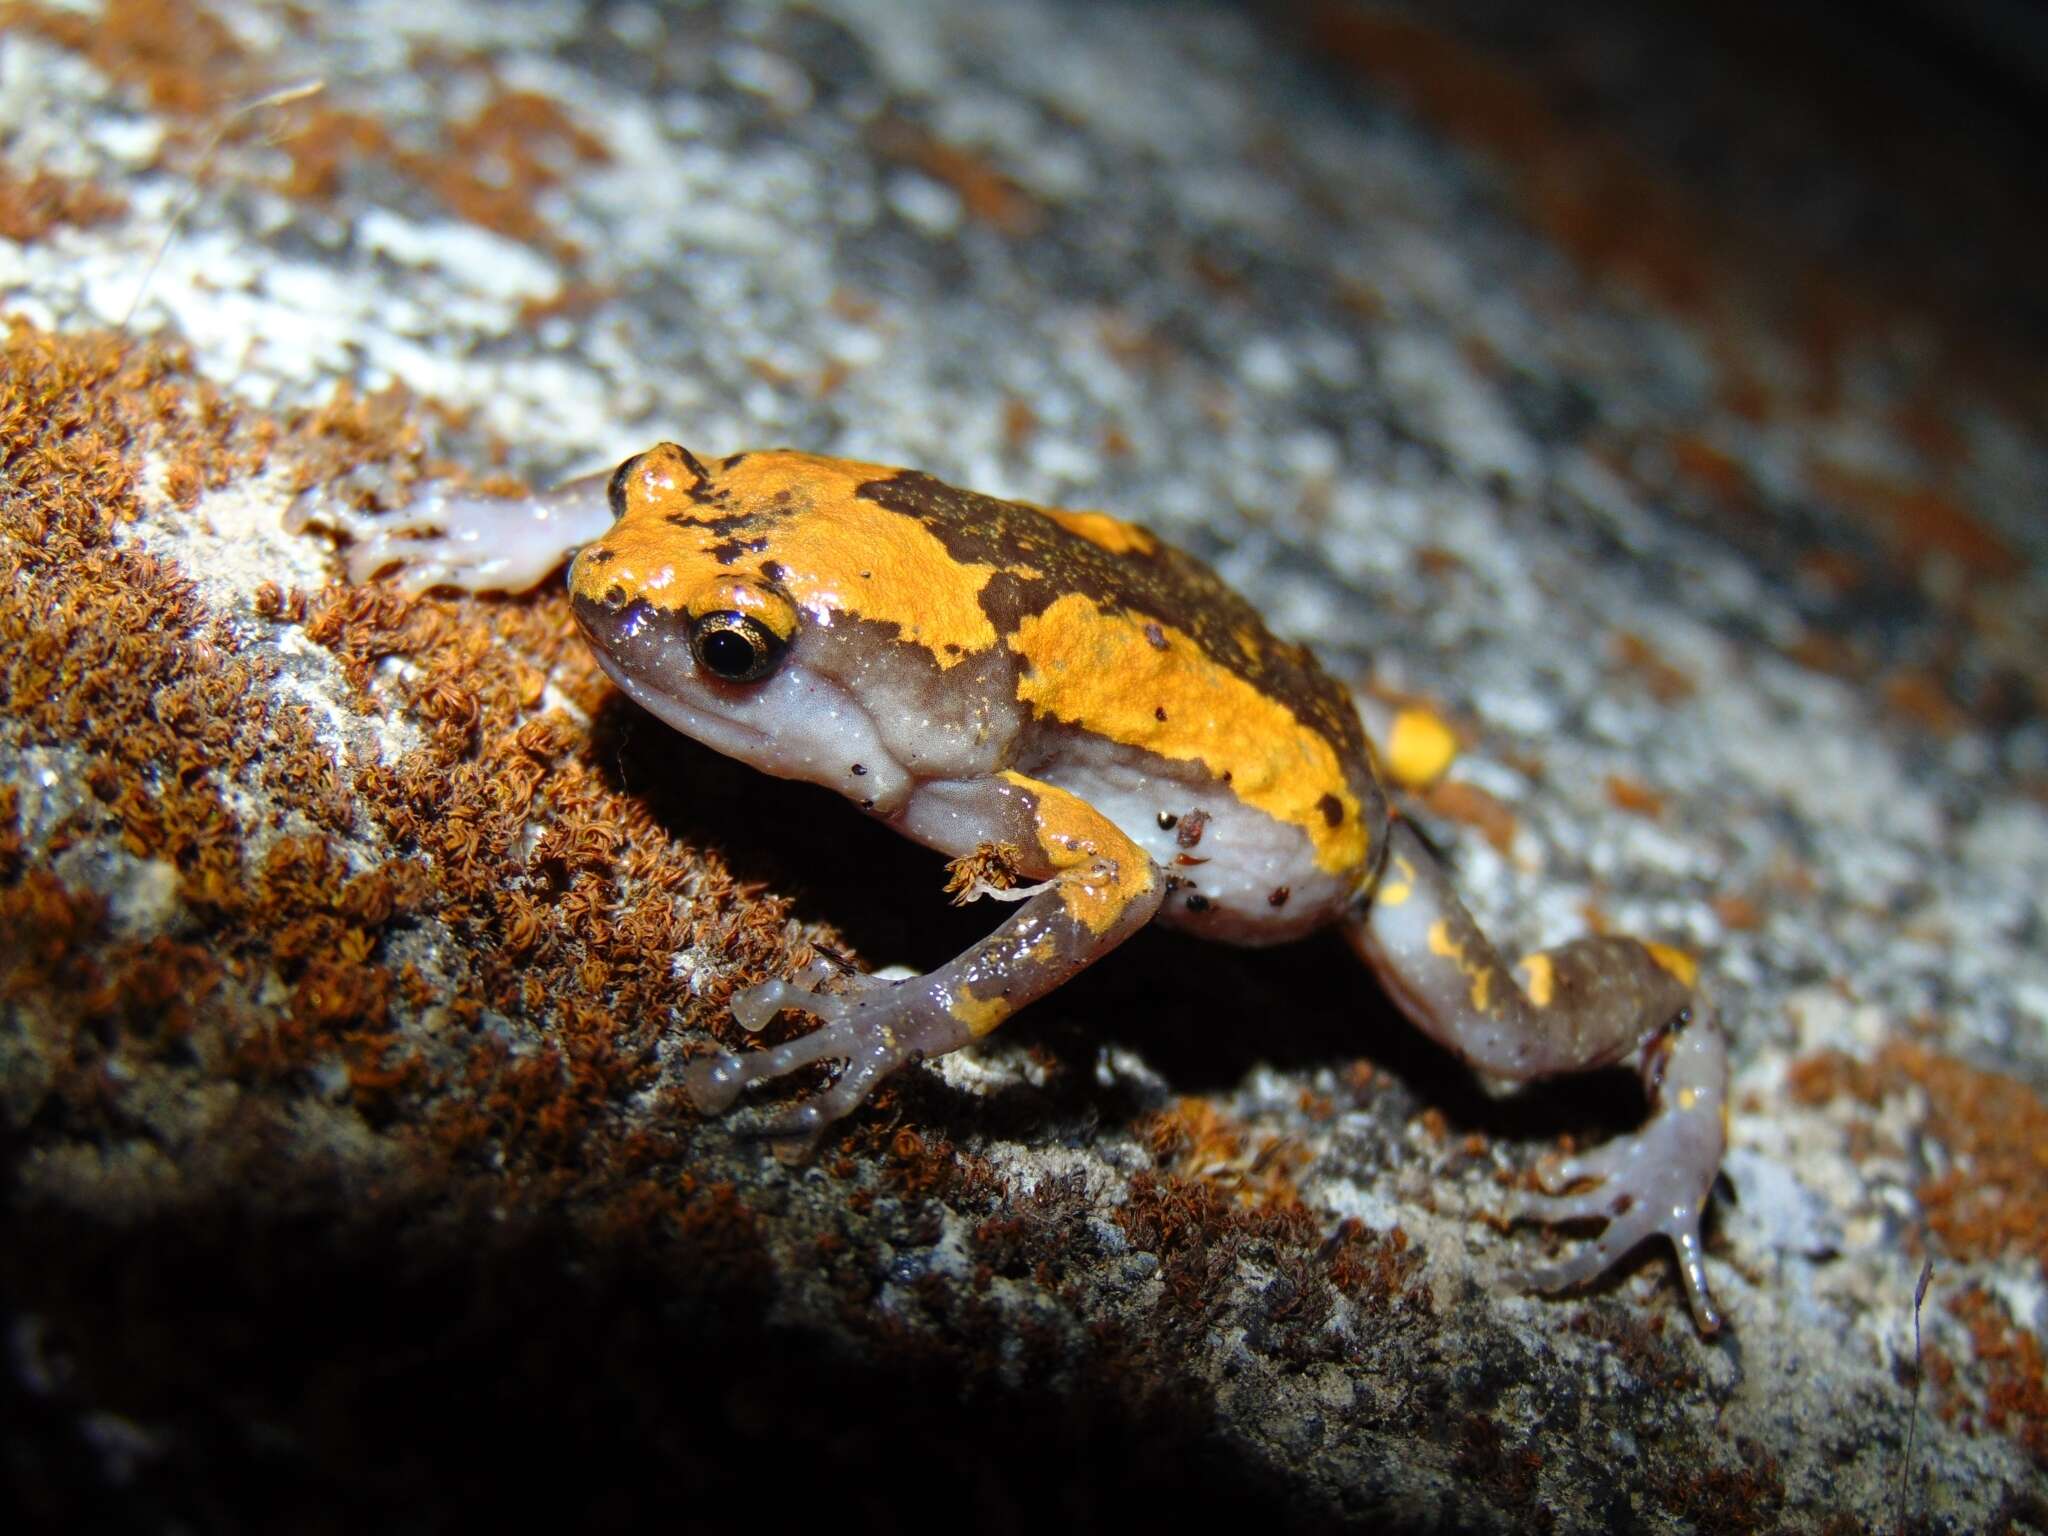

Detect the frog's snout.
[{"left": 571, "top": 586, "right": 682, "bottom": 673}]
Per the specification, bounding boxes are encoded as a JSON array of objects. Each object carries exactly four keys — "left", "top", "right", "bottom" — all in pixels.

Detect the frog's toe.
[
  {"left": 728, "top": 957, "right": 841, "bottom": 1032},
  {"left": 682, "top": 989, "right": 868, "bottom": 1112},
  {"left": 680, "top": 1050, "right": 751, "bottom": 1114},
  {"left": 727, "top": 977, "right": 804, "bottom": 1034},
  {"left": 747, "top": 1050, "right": 894, "bottom": 1154}
]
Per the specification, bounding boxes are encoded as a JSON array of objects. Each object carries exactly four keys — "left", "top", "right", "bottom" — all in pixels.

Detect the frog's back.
[
  {"left": 861, "top": 468, "right": 1368, "bottom": 763},
  {"left": 849, "top": 462, "right": 1386, "bottom": 895}
]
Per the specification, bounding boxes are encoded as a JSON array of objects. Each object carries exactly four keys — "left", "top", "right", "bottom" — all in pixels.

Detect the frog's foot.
[
  {"left": 684, "top": 960, "right": 974, "bottom": 1155},
  {"left": 1503, "top": 1013, "right": 1727, "bottom": 1333},
  {"left": 350, "top": 489, "right": 556, "bottom": 593}
]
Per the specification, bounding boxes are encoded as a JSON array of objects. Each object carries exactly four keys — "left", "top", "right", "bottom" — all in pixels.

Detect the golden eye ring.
[{"left": 690, "top": 610, "right": 786, "bottom": 684}]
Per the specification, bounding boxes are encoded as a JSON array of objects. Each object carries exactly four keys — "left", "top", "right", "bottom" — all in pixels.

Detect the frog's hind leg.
[{"left": 1344, "top": 820, "right": 1728, "bottom": 1333}]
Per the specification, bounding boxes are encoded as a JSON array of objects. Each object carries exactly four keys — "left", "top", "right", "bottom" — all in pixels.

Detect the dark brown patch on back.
[
  {"left": 667, "top": 508, "right": 753, "bottom": 536},
  {"left": 707, "top": 535, "right": 769, "bottom": 565},
  {"left": 857, "top": 468, "right": 1374, "bottom": 798}
]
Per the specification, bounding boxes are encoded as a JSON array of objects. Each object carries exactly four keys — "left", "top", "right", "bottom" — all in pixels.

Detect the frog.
[{"left": 300, "top": 442, "right": 1729, "bottom": 1332}]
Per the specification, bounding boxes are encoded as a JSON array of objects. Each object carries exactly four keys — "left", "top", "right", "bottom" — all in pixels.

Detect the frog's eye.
[{"left": 690, "top": 610, "right": 787, "bottom": 684}]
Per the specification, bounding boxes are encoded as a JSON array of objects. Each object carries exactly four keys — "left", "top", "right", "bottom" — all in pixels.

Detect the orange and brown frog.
[{"left": 303, "top": 442, "right": 1729, "bottom": 1331}]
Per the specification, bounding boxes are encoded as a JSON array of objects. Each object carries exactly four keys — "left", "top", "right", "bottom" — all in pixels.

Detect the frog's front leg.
[
  {"left": 289, "top": 471, "right": 616, "bottom": 595},
  {"left": 1346, "top": 820, "right": 1728, "bottom": 1332},
  {"left": 686, "top": 772, "right": 1166, "bottom": 1152}
]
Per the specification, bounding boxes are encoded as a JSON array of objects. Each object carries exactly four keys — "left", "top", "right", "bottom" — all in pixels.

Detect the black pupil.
[{"left": 701, "top": 626, "right": 760, "bottom": 678}]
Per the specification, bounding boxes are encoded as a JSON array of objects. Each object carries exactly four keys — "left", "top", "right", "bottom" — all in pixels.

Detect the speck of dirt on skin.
[{"left": 943, "top": 839, "right": 1026, "bottom": 905}]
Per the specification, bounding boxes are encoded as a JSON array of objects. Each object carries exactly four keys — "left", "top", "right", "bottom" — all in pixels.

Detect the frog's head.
[{"left": 568, "top": 443, "right": 923, "bottom": 813}]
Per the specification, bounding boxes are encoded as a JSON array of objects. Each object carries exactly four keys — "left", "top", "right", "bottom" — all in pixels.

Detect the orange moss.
[
  {"left": 9, "top": 4, "right": 606, "bottom": 263},
  {"left": 1610, "top": 630, "right": 1696, "bottom": 705},
  {"left": 1950, "top": 1286, "right": 2048, "bottom": 1465},
  {"left": 1117, "top": 1097, "right": 1427, "bottom": 1335},
  {"left": 1114, "top": 1170, "right": 1296, "bottom": 1323},
  {"left": 0, "top": 317, "right": 829, "bottom": 1234},
  {"left": 1312, "top": 8, "right": 1715, "bottom": 313},
  {"left": 1668, "top": 433, "right": 1752, "bottom": 508},
  {"left": 0, "top": 166, "right": 128, "bottom": 242},
  {"left": 1454, "top": 1413, "right": 1543, "bottom": 1518},
  {"left": 1420, "top": 778, "right": 1518, "bottom": 855},
  {"left": 516, "top": 280, "right": 620, "bottom": 328},
  {"left": 1783, "top": 627, "right": 1865, "bottom": 681},
  {"left": 0, "top": 0, "right": 250, "bottom": 118},
  {"left": 1650, "top": 1435, "right": 1787, "bottom": 1530},
  {"left": 1311, "top": 1, "right": 2046, "bottom": 449},
  {"left": 862, "top": 1127, "right": 1004, "bottom": 1208},
  {"left": 1604, "top": 774, "right": 1666, "bottom": 820},
  {"left": 0, "top": 784, "right": 21, "bottom": 882},
  {"left": 1881, "top": 669, "right": 1969, "bottom": 737},
  {"left": 1806, "top": 459, "right": 2018, "bottom": 582},
  {"left": 1712, "top": 893, "right": 1761, "bottom": 931},
  {"left": 1794, "top": 547, "right": 1868, "bottom": 601},
  {"left": 870, "top": 118, "right": 1044, "bottom": 237},
  {"left": 398, "top": 87, "right": 609, "bottom": 260},
  {"left": 1891, "top": 398, "right": 1971, "bottom": 468},
  {"left": 1139, "top": 1096, "right": 1311, "bottom": 1211},
  {"left": 1323, "top": 1217, "right": 1418, "bottom": 1306},
  {"left": 273, "top": 83, "right": 608, "bottom": 261},
  {"left": 1788, "top": 1041, "right": 2048, "bottom": 1280}
]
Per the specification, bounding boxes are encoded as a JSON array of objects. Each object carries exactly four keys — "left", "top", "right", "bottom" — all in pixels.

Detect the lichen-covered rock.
[{"left": 4, "top": 1, "right": 2045, "bottom": 1529}]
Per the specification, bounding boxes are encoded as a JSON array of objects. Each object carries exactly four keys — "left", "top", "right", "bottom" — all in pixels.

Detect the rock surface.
[{"left": 3, "top": 0, "right": 2045, "bottom": 1529}]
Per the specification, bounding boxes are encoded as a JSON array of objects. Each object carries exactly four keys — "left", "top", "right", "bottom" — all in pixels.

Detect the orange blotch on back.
[{"left": 1007, "top": 594, "right": 1368, "bottom": 876}]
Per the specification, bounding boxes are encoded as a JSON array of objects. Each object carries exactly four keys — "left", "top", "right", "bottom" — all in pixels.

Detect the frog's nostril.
[
  {"left": 571, "top": 589, "right": 665, "bottom": 648},
  {"left": 615, "top": 598, "right": 659, "bottom": 639}
]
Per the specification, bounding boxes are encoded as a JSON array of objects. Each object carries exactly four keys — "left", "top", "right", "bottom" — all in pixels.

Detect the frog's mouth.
[{"left": 571, "top": 594, "right": 912, "bottom": 815}]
